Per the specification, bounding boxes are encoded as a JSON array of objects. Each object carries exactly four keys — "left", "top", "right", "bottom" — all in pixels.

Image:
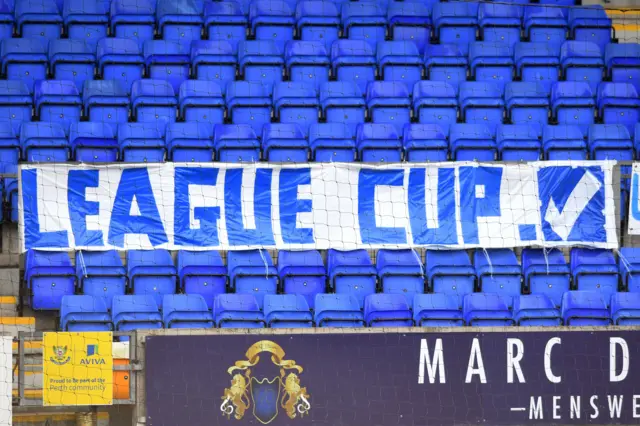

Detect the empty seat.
[
  {"left": 314, "top": 294, "right": 364, "bottom": 327},
  {"left": 319, "top": 81, "right": 366, "bottom": 135},
  {"left": 605, "top": 43, "right": 640, "bottom": 93},
  {"left": 0, "top": 124, "right": 19, "bottom": 178},
  {"left": 496, "top": 124, "right": 541, "bottom": 161},
  {"left": 377, "top": 41, "right": 424, "bottom": 90},
  {"left": 238, "top": 40, "right": 285, "bottom": 88},
  {"left": 463, "top": 293, "right": 514, "bottom": 327},
  {"left": 110, "top": 0, "right": 155, "bottom": 50},
  {"left": 308, "top": 123, "right": 355, "bottom": 162},
  {"left": 413, "top": 81, "right": 457, "bottom": 135},
  {"left": 588, "top": 124, "right": 633, "bottom": 162},
  {"left": 328, "top": 249, "right": 376, "bottom": 308},
  {"left": 341, "top": 2, "right": 386, "bottom": 49},
  {"left": 63, "top": 0, "right": 109, "bottom": 49},
  {"left": 213, "top": 294, "right": 265, "bottom": 328},
  {"left": 514, "top": 42, "right": 561, "bottom": 92},
  {"left": 277, "top": 250, "right": 325, "bottom": 309},
  {"left": 610, "top": 292, "right": 640, "bottom": 326},
  {"left": 228, "top": 250, "right": 278, "bottom": 307},
  {"left": 69, "top": 122, "right": 118, "bottom": 162},
  {"left": 560, "top": 41, "right": 604, "bottom": 93},
  {"left": 20, "top": 122, "right": 70, "bottom": 162},
  {"left": 551, "top": 81, "right": 595, "bottom": 135},
  {"left": 273, "top": 82, "right": 319, "bottom": 134},
  {"left": 469, "top": 42, "right": 514, "bottom": 91},
  {"left": 474, "top": 249, "right": 522, "bottom": 308},
  {"left": 571, "top": 248, "right": 619, "bottom": 305},
  {"left": 226, "top": 81, "right": 271, "bottom": 136},
  {"left": 34, "top": 80, "right": 82, "bottom": 135},
  {"left": 26, "top": 250, "right": 76, "bottom": 310},
  {"left": 49, "top": 39, "right": 95, "bottom": 93},
  {"left": 413, "top": 294, "right": 464, "bottom": 327},
  {"left": 214, "top": 124, "right": 261, "bottom": 162},
  {"left": 424, "top": 44, "right": 468, "bottom": 91},
  {"left": 285, "top": 41, "right": 330, "bottom": 90},
  {"left": 619, "top": 247, "right": 640, "bottom": 293},
  {"left": 1, "top": 38, "right": 47, "bottom": 93},
  {"left": 60, "top": 295, "right": 112, "bottom": 331},
  {"left": 162, "top": 294, "right": 214, "bottom": 329},
  {"left": 166, "top": 123, "right": 214, "bottom": 162},
  {"left": 478, "top": 3, "right": 523, "bottom": 47},
  {"left": 364, "top": 293, "right": 413, "bottom": 327},
  {"left": 83, "top": 80, "right": 129, "bottom": 135},
  {"left": 331, "top": 39, "right": 376, "bottom": 94},
  {"left": 262, "top": 123, "right": 309, "bottom": 162},
  {"left": 377, "top": 249, "right": 425, "bottom": 304},
  {"left": 597, "top": 82, "right": 640, "bottom": 137},
  {"left": 561, "top": 290, "right": 610, "bottom": 326},
  {"left": 263, "top": 294, "right": 313, "bottom": 328},
  {"left": 513, "top": 294, "right": 562, "bottom": 326},
  {"left": 96, "top": 38, "right": 144, "bottom": 94},
  {"left": 179, "top": 80, "right": 224, "bottom": 125},
  {"left": 127, "top": 250, "right": 177, "bottom": 309},
  {"left": 432, "top": 2, "right": 478, "bottom": 55},
  {"left": 366, "top": 81, "right": 411, "bottom": 135},
  {"left": 388, "top": 2, "right": 431, "bottom": 54},
  {"left": 449, "top": 123, "right": 496, "bottom": 161},
  {"left": 523, "top": 6, "right": 567, "bottom": 45},
  {"left": 118, "top": 122, "right": 166, "bottom": 162},
  {"left": 250, "top": 0, "right": 295, "bottom": 49},
  {"left": 144, "top": 40, "right": 190, "bottom": 94},
  {"left": 75, "top": 250, "right": 126, "bottom": 309},
  {"left": 0, "top": 81, "right": 32, "bottom": 135},
  {"left": 130, "top": 79, "right": 178, "bottom": 125},
  {"left": 568, "top": 6, "right": 612, "bottom": 52},
  {"left": 522, "top": 248, "right": 572, "bottom": 308},
  {"left": 0, "top": 0, "right": 13, "bottom": 40},
  {"left": 505, "top": 81, "right": 550, "bottom": 128},
  {"left": 459, "top": 82, "right": 504, "bottom": 134},
  {"left": 191, "top": 40, "right": 237, "bottom": 94},
  {"left": 204, "top": 1, "right": 247, "bottom": 51},
  {"left": 16, "top": 0, "right": 62, "bottom": 40},
  {"left": 156, "top": 0, "right": 204, "bottom": 51},
  {"left": 426, "top": 250, "right": 475, "bottom": 306},
  {"left": 542, "top": 124, "right": 587, "bottom": 160},
  {"left": 296, "top": 1, "right": 340, "bottom": 50},
  {"left": 177, "top": 250, "right": 226, "bottom": 310},
  {"left": 403, "top": 123, "right": 448, "bottom": 162},
  {"left": 112, "top": 295, "right": 163, "bottom": 331},
  {"left": 356, "top": 123, "right": 402, "bottom": 162}
]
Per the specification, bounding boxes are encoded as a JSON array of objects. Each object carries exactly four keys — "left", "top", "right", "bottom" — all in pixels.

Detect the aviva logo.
[{"left": 81, "top": 344, "right": 106, "bottom": 365}]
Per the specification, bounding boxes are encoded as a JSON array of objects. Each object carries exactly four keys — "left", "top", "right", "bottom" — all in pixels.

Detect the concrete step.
[
  {"left": 0, "top": 317, "right": 35, "bottom": 337},
  {"left": 0, "top": 296, "right": 17, "bottom": 316},
  {"left": 13, "top": 412, "right": 109, "bottom": 426}
]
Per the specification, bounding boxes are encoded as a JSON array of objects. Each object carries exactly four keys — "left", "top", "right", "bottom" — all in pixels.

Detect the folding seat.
[
  {"left": 63, "top": 0, "right": 109, "bottom": 49},
  {"left": 227, "top": 250, "right": 278, "bottom": 308},
  {"left": 127, "top": 250, "right": 177, "bottom": 309},
  {"left": 166, "top": 123, "right": 214, "bottom": 162},
  {"left": 458, "top": 82, "right": 505, "bottom": 134},
  {"left": 341, "top": 2, "right": 386, "bottom": 50},
  {"left": 474, "top": 249, "right": 522, "bottom": 308},
  {"left": 191, "top": 40, "right": 237, "bottom": 95},
  {"left": 356, "top": 123, "right": 402, "bottom": 163},
  {"left": 262, "top": 123, "right": 309, "bottom": 162},
  {"left": 34, "top": 80, "right": 82, "bottom": 135},
  {"left": 513, "top": 294, "right": 562, "bottom": 326},
  {"left": 424, "top": 44, "right": 468, "bottom": 91},
  {"left": 328, "top": 249, "right": 376, "bottom": 308},
  {"left": 314, "top": 294, "right": 364, "bottom": 327},
  {"left": 49, "top": 39, "right": 95, "bottom": 93},
  {"left": 610, "top": 292, "right": 640, "bottom": 326},
  {"left": 143, "top": 40, "right": 190, "bottom": 94},
  {"left": 469, "top": 42, "right": 514, "bottom": 91},
  {"left": 0, "top": 0, "right": 13, "bottom": 40},
  {"left": 179, "top": 80, "right": 225, "bottom": 125},
  {"left": 496, "top": 124, "right": 541, "bottom": 161},
  {"left": 214, "top": 124, "right": 261, "bottom": 162},
  {"left": 264, "top": 294, "right": 313, "bottom": 328},
  {"left": 426, "top": 250, "right": 475, "bottom": 306},
  {"left": 413, "top": 294, "right": 464, "bottom": 327},
  {"left": 130, "top": 79, "right": 178, "bottom": 125},
  {"left": 203, "top": 4, "right": 246, "bottom": 53},
  {"left": 376, "top": 249, "right": 424, "bottom": 305},
  {"left": 177, "top": 250, "right": 227, "bottom": 310},
  {"left": 213, "top": 294, "right": 266, "bottom": 328},
  {"left": 285, "top": 41, "right": 330, "bottom": 90},
  {"left": 605, "top": 43, "right": 640, "bottom": 93},
  {"left": 110, "top": 0, "right": 155, "bottom": 50},
  {"left": 25, "top": 250, "right": 75, "bottom": 310},
  {"left": 561, "top": 291, "right": 610, "bottom": 326},
  {"left": 331, "top": 39, "right": 376, "bottom": 94},
  {"left": 514, "top": 42, "right": 560, "bottom": 92},
  {"left": 296, "top": 0, "right": 340, "bottom": 51},
  {"left": 162, "top": 294, "right": 214, "bottom": 329},
  {"left": 75, "top": 250, "right": 126, "bottom": 310},
  {"left": 387, "top": 2, "right": 431, "bottom": 54},
  {"left": 238, "top": 40, "right": 285, "bottom": 88},
  {"left": 542, "top": 124, "right": 586, "bottom": 160},
  {"left": 60, "top": 295, "right": 112, "bottom": 331},
  {"left": 0, "top": 81, "right": 32, "bottom": 135},
  {"left": 560, "top": 41, "right": 604, "bottom": 93},
  {"left": 273, "top": 82, "right": 319, "bottom": 134},
  {"left": 412, "top": 81, "right": 457, "bottom": 135},
  {"left": 308, "top": 123, "right": 355, "bottom": 162},
  {"left": 588, "top": 124, "right": 633, "bottom": 163},
  {"left": 377, "top": 41, "right": 424, "bottom": 90},
  {"left": 0, "top": 124, "right": 19, "bottom": 180},
  {"left": 156, "top": 0, "right": 204, "bottom": 51},
  {"left": 83, "top": 80, "right": 129, "bottom": 134},
  {"left": 571, "top": 248, "right": 619, "bottom": 306},
  {"left": 20, "top": 122, "right": 70, "bottom": 162},
  {"left": 449, "top": 123, "right": 497, "bottom": 161},
  {"left": 523, "top": 6, "right": 567, "bottom": 45},
  {"left": 403, "top": 123, "right": 448, "bottom": 162},
  {"left": 0, "top": 38, "right": 47, "bottom": 94},
  {"left": 112, "top": 295, "right": 163, "bottom": 332},
  {"left": 478, "top": 3, "right": 523, "bottom": 48},
  {"left": 568, "top": 6, "right": 612, "bottom": 52},
  {"left": 249, "top": 0, "right": 295, "bottom": 49},
  {"left": 551, "top": 82, "right": 595, "bottom": 136},
  {"left": 226, "top": 81, "right": 272, "bottom": 136},
  {"left": 96, "top": 38, "right": 144, "bottom": 95},
  {"left": 597, "top": 82, "right": 640, "bottom": 137},
  {"left": 118, "top": 122, "right": 166, "bottom": 162},
  {"left": 364, "top": 293, "right": 413, "bottom": 327},
  {"left": 463, "top": 293, "right": 514, "bottom": 327},
  {"left": 319, "top": 81, "right": 365, "bottom": 135},
  {"left": 618, "top": 247, "right": 640, "bottom": 293},
  {"left": 366, "top": 81, "right": 411, "bottom": 136},
  {"left": 432, "top": 2, "right": 478, "bottom": 55},
  {"left": 69, "top": 122, "right": 118, "bottom": 162},
  {"left": 15, "top": 0, "right": 62, "bottom": 40},
  {"left": 505, "top": 82, "right": 549, "bottom": 129},
  {"left": 277, "top": 251, "right": 326, "bottom": 310}
]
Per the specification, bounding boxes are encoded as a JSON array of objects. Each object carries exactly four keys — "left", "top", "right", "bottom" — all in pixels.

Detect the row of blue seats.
[
  {"left": 59, "top": 291, "right": 640, "bottom": 332},
  {"left": 25, "top": 247, "right": 640, "bottom": 313}
]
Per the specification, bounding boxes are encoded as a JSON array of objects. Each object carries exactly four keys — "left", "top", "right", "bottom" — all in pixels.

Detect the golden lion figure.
[
  {"left": 281, "top": 373, "right": 311, "bottom": 419},
  {"left": 221, "top": 374, "right": 250, "bottom": 420}
]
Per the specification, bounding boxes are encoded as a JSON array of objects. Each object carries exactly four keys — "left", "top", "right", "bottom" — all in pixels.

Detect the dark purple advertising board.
[{"left": 144, "top": 330, "right": 640, "bottom": 426}]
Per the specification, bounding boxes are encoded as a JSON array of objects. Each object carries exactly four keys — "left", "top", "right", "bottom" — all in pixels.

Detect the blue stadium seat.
[
  {"left": 204, "top": 1, "right": 246, "bottom": 51},
  {"left": 413, "top": 81, "right": 457, "bottom": 135},
  {"left": 588, "top": 124, "right": 633, "bottom": 162},
  {"left": 166, "top": 123, "right": 215, "bottom": 162},
  {"left": 618, "top": 247, "right": 640, "bottom": 293},
  {"left": 213, "top": 294, "right": 266, "bottom": 328},
  {"left": 424, "top": 44, "right": 468, "bottom": 91},
  {"left": 296, "top": 1, "right": 340, "bottom": 51},
  {"left": 179, "top": 80, "right": 225, "bottom": 125},
  {"left": 63, "top": 0, "right": 109, "bottom": 49},
  {"left": 34, "top": 80, "right": 82, "bottom": 135},
  {"left": 403, "top": 123, "right": 448, "bottom": 162},
  {"left": 273, "top": 82, "right": 319, "bottom": 134},
  {"left": 560, "top": 41, "right": 604, "bottom": 93},
  {"left": 522, "top": 248, "right": 571, "bottom": 308},
  {"left": 277, "top": 250, "right": 326, "bottom": 309},
  {"left": 331, "top": 39, "right": 376, "bottom": 94},
  {"left": 328, "top": 249, "right": 376, "bottom": 308},
  {"left": 262, "top": 123, "right": 309, "bottom": 162},
  {"left": 356, "top": 123, "right": 402, "bottom": 162},
  {"left": 213, "top": 124, "right": 261, "bottom": 162},
  {"left": 118, "top": 122, "right": 166, "bottom": 162},
  {"left": 250, "top": 0, "right": 295, "bottom": 50},
  {"left": 542, "top": 124, "right": 587, "bottom": 160},
  {"left": 0, "top": 0, "right": 13, "bottom": 40},
  {"left": 341, "top": 2, "right": 386, "bottom": 49},
  {"left": 130, "top": 79, "right": 178, "bottom": 125},
  {"left": 1, "top": 38, "right": 47, "bottom": 93},
  {"left": 496, "top": 124, "right": 541, "bottom": 161},
  {"left": 314, "top": 294, "right": 364, "bottom": 328},
  {"left": 469, "top": 42, "right": 514, "bottom": 92},
  {"left": 226, "top": 81, "right": 272, "bottom": 136},
  {"left": 605, "top": 43, "right": 640, "bottom": 93},
  {"left": 20, "top": 122, "right": 70, "bottom": 162},
  {"left": 0, "top": 81, "right": 32, "bottom": 136},
  {"left": 551, "top": 81, "right": 595, "bottom": 135},
  {"left": 162, "top": 294, "right": 214, "bottom": 329},
  {"left": 449, "top": 123, "right": 496, "bottom": 161},
  {"left": 227, "top": 250, "right": 278, "bottom": 308},
  {"left": 364, "top": 293, "right": 413, "bottom": 327},
  {"left": 478, "top": 3, "right": 523, "bottom": 48},
  {"left": 388, "top": 1, "right": 431, "bottom": 54},
  {"left": 110, "top": 0, "right": 155, "bottom": 50},
  {"left": 413, "top": 293, "right": 464, "bottom": 327},
  {"left": 366, "top": 81, "right": 411, "bottom": 136},
  {"left": 0, "top": 124, "right": 18, "bottom": 178},
  {"left": 568, "top": 6, "right": 612, "bottom": 52},
  {"left": 458, "top": 82, "right": 504, "bottom": 134},
  {"left": 505, "top": 82, "right": 550, "bottom": 129},
  {"left": 475, "top": 249, "right": 522, "bottom": 308},
  {"left": 75, "top": 250, "right": 126, "bottom": 310},
  {"left": 60, "top": 295, "right": 112, "bottom": 331},
  {"left": 112, "top": 295, "right": 163, "bottom": 332},
  {"left": 463, "top": 293, "right": 514, "bottom": 327},
  {"left": 96, "top": 38, "right": 144, "bottom": 95},
  {"left": 49, "top": 39, "right": 95, "bottom": 93},
  {"left": 523, "top": 6, "right": 567, "bottom": 45},
  {"left": 25, "top": 250, "right": 76, "bottom": 310},
  {"left": 377, "top": 41, "right": 424, "bottom": 90},
  {"left": 432, "top": 2, "right": 478, "bottom": 55},
  {"left": 513, "top": 294, "right": 562, "bottom": 326},
  {"left": 144, "top": 40, "right": 190, "bottom": 94},
  {"left": 264, "top": 294, "right": 313, "bottom": 328},
  {"left": 513, "top": 42, "right": 560, "bottom": 92},
  {"left": 561, "top": 290, "right": 610, "bottom": 326},
  {"left": 15, "top": 0, "right": 62, "bottom": 41},
  {"left": 156, "top": 0, "right": 204, "bottom": 51},
  {"left": 571, "top": 248, "right": 619, "bottom": 305},
  {"left": 127, "top": 250, "right": 177, "bottom": 309},
  {"left": 308, "top": 123, "right": 355, "bottom": 162},
  {"left": 190, "top": 40, "right": 237, "bottom": 94},
  {"left": 285, "top": 40, "right": 330, "bottom": 90},
  {"left": 610, "top": 292, "right": 640, "bottom": 326},
  {"left": 238, "top": 40, "right": 284, "bottom": 88},
  {"left": 377, "top": 249, "right": 424, "bottom": 305},
  {"left": 177, "top": 250, "right": 227, "bottom": 310},
  {"left": 69, "top": 122, "right": 118, "bottom": 162},
  {"left": 319, "top": 81, "right": 366, "bottom": 136},
  {"left": 426, "top": 250, "right": 475, "bottom": 306},
  {"left": 597, "top": 82, "right": 640, "bottom": 137}
]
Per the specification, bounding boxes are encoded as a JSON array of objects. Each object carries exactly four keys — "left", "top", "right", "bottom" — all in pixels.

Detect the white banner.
[
  {"left": 0, "top": 337, "right": 11, "bottom": 425},
  {"left": 628, "top": 163, "right": 640, "bottom": 234}
]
